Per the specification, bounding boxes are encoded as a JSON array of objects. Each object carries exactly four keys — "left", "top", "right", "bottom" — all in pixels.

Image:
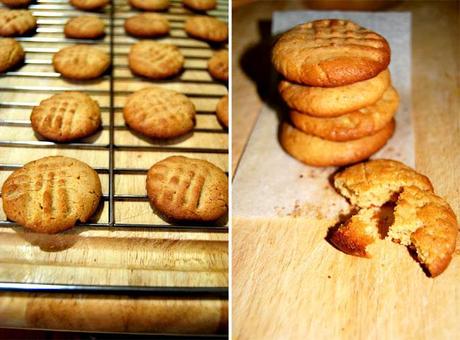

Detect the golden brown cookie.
[
  {"left": 279, "top": 69, "right": 391, "bottom": 117},
  {"left": 53, "top": 45, "right": 110, "bottom": 80},
  {"left": 128, "top": 0, "right": 170, "bottom": 11},
  {"left": 146, "top": 156, "right": 228, "bottom": 221},
  {"left": 185, "top": 16, "right": 228, "bottom": 43},
  {"left": 272, "top": 19, "right": 391, "bottom": 87},
  {"left": 124, "top": 13, "right": 170, "bottom": 38},
  {"left": 0, "top": 0, "right": 31, "bottom": 8},
  {"left": 280, "top": 119, "right": 395, "bottom": 167},
  {"left": 391, "top": 186, "right": 458, "bottom": 277},
  {"left": 0, "top": 38, "right": 24, "bottom": 73},
  {"left": 208, "top": 50, "right": 228, "bottom": 81},
  {"left": 289, "top": 86, "right": 399, "bottom": 141},
  {"left": 216, "top": 95, "right": 228, "bottom": 128},
  {"left": 182, "top": 0, "right": 216, "bottom": 11},
  {"left": 128, "top": 41, "right": 184, "bottom": 79},
  {"left": 64, "top": 16, "right": 105, "bottom": 39},
  {"left": 1, "top": 156, "right": 102, "bottom": 233},
  {"left": 70, "top": 0, "right": 109, "bottom": 10},
  {"left": 123, "top": 87, "right": 195, "bottom": 139},
  {"left": 334, "top": 159, "right": 434, "bottom": 208},
  {"left": 30, "top": 92, "right": 101, "bottom": 142},
  {"left": 0, "top": 9, "right": 36, "bottom": 37}
]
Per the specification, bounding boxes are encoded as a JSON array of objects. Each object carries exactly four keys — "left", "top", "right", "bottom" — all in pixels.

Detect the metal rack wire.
[{"left": 0, "top": 0, "right": 229, "bottom": 334}]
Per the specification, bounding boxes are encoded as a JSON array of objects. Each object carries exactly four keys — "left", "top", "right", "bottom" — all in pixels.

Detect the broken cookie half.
[{"left": 329, "top": 159, "right": 458, "bottom": 277}]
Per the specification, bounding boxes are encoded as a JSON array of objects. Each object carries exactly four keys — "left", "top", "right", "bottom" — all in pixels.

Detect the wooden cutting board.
[{"left": 0, "top": 0, "right": 228, "bottom": 335}]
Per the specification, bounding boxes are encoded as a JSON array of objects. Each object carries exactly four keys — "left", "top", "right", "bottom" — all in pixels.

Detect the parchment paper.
[{"left": 233, "top": 11, "right": 413, "bottom": 219}]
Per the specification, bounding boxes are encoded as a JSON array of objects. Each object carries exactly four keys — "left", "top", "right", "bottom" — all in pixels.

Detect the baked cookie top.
[
  {"left": 128, "top": 0, "right": 170, "bottom": 11},
  {"left": 0, "top": 9, "right": 36, "bottom": 37},
  {"left": 124, "top": 13, "right": 170, "bottom": 38},
  {"left": 70, "top": 0, "right": 109, "bottom": 10},
  {"left": 0, "top": 38, "right": 24, "bottom": 73},
  {"left": 182, "top": 0, "right": 216, "bottom": 11},
  {"left": 146, "top": 156, "right": 228, "bottom": 221},
  {"left": 185, "top": 16, "right": 228, "bottom": 43},
  {"left": 279, "top": 69, "right": 391, "bottom": 117},
  {"left": 216, "top": 95, "right": 228, "bottom": 128},
  {"left": 64, "top": 16, "right": 106, "bottom": 39},
  {"left": 53, "top": 45, "right": 110, "bottom": 80},
  {"left": 128, "top": 40, "right": 184, "bottom": 79},
  {"left": 272, "top": 19, "right": 391, "bottom": 87},
  {"left": 31, "top": 92, "right": 101, "bottom": 142},
  {"left": 0, "top": 0, "right": 31, "bottom": 8},
  {"left": 208, "top": 50, "right": 228, "bottom": 81},
  {"left": 123, "top": 87, "right": 195, "bottom": 139},
  {"left": 1, "top": 156, "right": 102, "bottom": 233},
  {"left": 289, "top": 86, "right": 399, "bottom": 142}
]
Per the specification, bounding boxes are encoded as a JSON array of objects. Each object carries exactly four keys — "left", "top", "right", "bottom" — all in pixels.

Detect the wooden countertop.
[{"left": 232, "top": 1, "right": 459, "bottom": 339}]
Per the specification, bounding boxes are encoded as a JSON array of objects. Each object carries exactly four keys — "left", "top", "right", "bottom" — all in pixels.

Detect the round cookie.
[
  {"left": 70, "top": 0, "right": 109, "bottom": 10},
  {"left": 128, "top": 41, "right": 184, "bottom": 79},
  {"left": 279, "top": 119, "right": 395, "bottom": 167},
  {"left": 182, "top": 0, "right": 216, "bottom": 11},
  {"left": 0, "top": 38, "right": 24, "bottom": 73},
  {"left": 208, "top": 50, "right": 228, "bottom": 81},
  {"left": 279, "top": 69, "right": 391, "bottom": 117},
  {"left": 123, "top": 87, "right": 195, "bottom": 139},
  {"left": 124, "top": 13, "right": 170, "bottom": 38},
  {"left": 289, "top": 86, "right": 399, "bottom": 141},
  {"left": 146, "top": 156, "right": 228, "bottom": 221},
  {"left": 216, "top": 95, "right": 228, "bottom": 128},
  {"left": 185, "top": 16, "right": 228, "bottom": 43},
  {"left": 1, "top": 156, "right": 102, "bottom": 233},
  {"left": 53, "top": 45, "right": 110, "bottom": 80},
  {"left": 30, "top": 92, "right": 101, "bottom": 142},
  {"left": 64, "top": 16, "right": 105, "bottom": 39},
  {"left": 128, "top": 0, "right": 170, "bottom": 11},
  {"left": 0, "top": 0, "right": 31, "bottom": 8},
  {"left": 0, "top": 9, "right": 36, "bottom": 37},
  {"left": 272, "top": 19, "right": 391, "bottom": 87}
]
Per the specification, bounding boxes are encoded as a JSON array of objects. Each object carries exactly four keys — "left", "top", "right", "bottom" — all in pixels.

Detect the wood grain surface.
[
  {"left": 0, "top": 0, "right": 229, "bottom": 335},
  {"left": 232, "top": 1, "right": 459, "bottom": 339}
]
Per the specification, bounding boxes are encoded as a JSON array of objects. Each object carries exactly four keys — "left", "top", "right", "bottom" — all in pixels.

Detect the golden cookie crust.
[
  {"left": 146, "top": 156, "right": 228, "bottom": 221},
  {"left": 290, "top": 86, "right": 399, "bottom": 141},
  {"left": 123, "top": 87, "right": 195, "bottom": 139},
  {"left": 0, "top": 38, "right": 24, "bottom": 73},
  {"left": 124, "top": 13, "right": 170, "bottom": 38},
  {"left": 272, "top": 19, "right": 391, "bottom": 87},
  {"left": 334, "top": 159, "right": 434, "bottom": 208},
  {"left": 128, "top": 0, "right": 170, "bottom": 11},
  {"left": 64, "top": 16, "right": 105, "bottom": 39},
  {"left": 70, "top": 0, "right": 109, "bottom": 10},
  {"left": 279, "top": 69, "right": 391, "bottom": 117},
  {"left": 185, "top": 16, "right": 228, "bottom": 43},
  {"left": 208, "top": 50, "right": 228, "bottom": 81},
  {"left": 182, "top": 0, "right": 216, "bottom": 11},
  {"left": 30, "top": 92, "right": 101, "bottom": 142},
  {"left": 128, "top": 41, "right": 184, "bottom": 79},
  {"left": 53, "top": 45, "right": 110, "bottom": 80},
  {"left": 280, "top": 119, "right": 395, "bottom": 167},
  {"left": 0, "top": 9, "right": 36, "bottom": 37},
  {"left": 1, "top": 156, "right": 102, "bottom": 234},
  {"left": 216, "top": 95, "right": 228, "bottom": 128},
  {"left": 0, "top": 0, "right": 31, "bottom": 8}
]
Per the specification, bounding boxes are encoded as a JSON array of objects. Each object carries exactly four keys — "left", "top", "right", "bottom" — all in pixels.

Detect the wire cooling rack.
[{"left": 0, "top": 0, "right": 229, "bottom": 335}]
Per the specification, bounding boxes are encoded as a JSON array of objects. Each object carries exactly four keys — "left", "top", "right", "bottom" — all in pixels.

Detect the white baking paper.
[{"left": 233, "top": 11, "right": 413, "bottom": 219}]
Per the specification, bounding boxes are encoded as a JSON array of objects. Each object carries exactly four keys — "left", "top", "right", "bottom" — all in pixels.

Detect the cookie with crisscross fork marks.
[
  {"left": 128, "top": 41, "right": 184, "bottom": 79},
  {"left": 0, "top": 38, "right": 24, "bottom": 73},
  {"left": 124, "top": 13, "right": 170, "bottom": 38},
  {"left": 185, "top": 16, "right": 228, "bottom": 43},
  {"left": 31, "top": 92, "right": 101, "bottom": 142},
  {"left": 208, "top": 50, "right": 228, "bottom": 81},
  {"left": 2, "top": 156, "right": 102, "bottom": 233},
  {"left": 272, "top": 19, "right": 391, "bottom": 87},
  {"left": 123, "top": 87, "right": 195, "bottom": 139},
  {"left": 146, "top": 156, "right": 228, "bottom": 221},
  {"left": 53, "top": 45, "right": 110, "bottom": 80},
  {"left": 70, "top": 0, "right": 109, "bottom": 10},
  {"left": 183, "top": 0, "right": 216, "bottom": 11},
  {"left": 216, "top": 94, "right": 228, "bottom": 128},
  {"left": 0, "top": 9, "right": 36, "bottom": 37},
  {"left": 64, "top": 16, "right": 106, "bottom": 39},
  {"left": 128, "top": 0, "right": 170, "bottom": 11}
]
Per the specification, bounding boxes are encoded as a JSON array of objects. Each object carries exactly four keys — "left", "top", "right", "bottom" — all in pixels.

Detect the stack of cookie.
[{"left": 272, "top": 19, "right": 399, "bottom": 167}]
